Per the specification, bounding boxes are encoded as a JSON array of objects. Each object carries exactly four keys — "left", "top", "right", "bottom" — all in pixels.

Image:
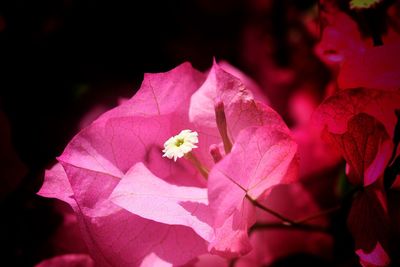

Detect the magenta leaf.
[
  {"left": 326, "top": 113, "right": 392, "bottom": 186},
  {"left": 314, "top": 88, "right": 400, "bottom": 138}
]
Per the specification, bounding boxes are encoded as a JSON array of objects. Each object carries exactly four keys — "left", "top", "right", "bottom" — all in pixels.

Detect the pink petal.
[
  {"left": 74, "top": 207, "right": 207, "bottom": 266},
  {"left": 208, "top": 199, "right": 254, "bottom": 258},
  {"left": 189, "top": 61, "right": 290, "bottom": 167},
  {"left": 57, "top": 117, "right": 207, "bottom": 265},
  {"left": 59, "top": 114, "right": 203, "bottom": 187},
  {"left": 190, "top": 62, "right": 288, "bottom": 138},
  {"left": 43, "top": 63, "right": 215, "bottom": 266},
  {"left": 37, "top": 163, "right": 76, "bottom": 207},
  {"left": 56, "top": 160, "right": 207, "bottom": 266},
  {"left": 98, "top": 62, "right": 205, "bottom": 121},
  {"left": 111, "top": 162, "right": 213, "bottom": 241},
  {"left": 356, "top": 242, "right": 390, "bottom": 267},
  {"left": 209, "top": 126, "right": 298, "bottom": 222},
  {"left": 139, "top": 253, "right": 172, "bottom": 267},
  {"left": 189, "top": 61, "right": 253, "bottom": 134},
  {"left": 59, "top": 62, "right": 206, "bottom": 185},
  {"left": 208, "top": 126, "right": 298, "bottom": 255},
  {"left": 218, "top": 60, "right": 269, "bottom": 104}
]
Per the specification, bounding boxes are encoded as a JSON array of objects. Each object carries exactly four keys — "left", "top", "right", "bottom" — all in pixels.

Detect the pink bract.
[
  {"left": 39, "top": 62, "right": 298, "bottom": 265},
  {"left": 207, "top": 126, "right": 298, "bottom": 257},
  {"left": 316, "top": 7, "right": 400, "bottom": 91},
  {"left": 314, "top": 88, "right": 400, "bottom": 266},
  {"left": 326, "top": 113, "right": 392, "bottom": 186},
  {"left": 315, "top": 88, "right": 399, "bottom": 135},
  {"left": 314, "top": 88, "right": 400, "bottom": 186}
]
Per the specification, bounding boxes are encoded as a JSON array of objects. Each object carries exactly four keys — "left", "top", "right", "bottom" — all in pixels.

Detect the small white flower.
[{"left": 162, "top": 130, "right": 199, "bottom": 161}]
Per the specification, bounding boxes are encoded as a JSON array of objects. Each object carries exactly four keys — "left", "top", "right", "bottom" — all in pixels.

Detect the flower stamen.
[
  {"left": 162, "top": 129, "right": 209, "bottom": 179},
  {"left": 162, "top": 129, "right": 199, "bottom": 161},
  {"left": 215, "top": 100, "right": 233, "bottom": 154}
]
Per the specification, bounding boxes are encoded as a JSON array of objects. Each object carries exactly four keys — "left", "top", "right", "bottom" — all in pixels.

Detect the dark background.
[{"left": 0, "top": 1, "right": 341, "bottom": 266}]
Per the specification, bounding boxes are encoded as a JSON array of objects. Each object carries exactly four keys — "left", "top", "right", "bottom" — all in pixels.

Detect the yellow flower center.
[{"left": 175, "top": 138, "right": 185, "bottom": 147}]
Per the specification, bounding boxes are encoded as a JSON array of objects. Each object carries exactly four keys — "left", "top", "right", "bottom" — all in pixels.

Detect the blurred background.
[{"left": 0, "top": 0, "right": 340, "bottom": 266}]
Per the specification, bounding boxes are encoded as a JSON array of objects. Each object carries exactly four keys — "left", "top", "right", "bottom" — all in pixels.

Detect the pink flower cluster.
[
  {"left": 39, "top": 62, "right": 300, "bottom": 266},
  {"left": 37, "top": 2, "right": 400, "bottom": 266}
]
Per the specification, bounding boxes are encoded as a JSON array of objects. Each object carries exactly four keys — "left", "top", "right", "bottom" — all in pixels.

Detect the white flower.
[{"left": 162, "top": 130, "right": 199, "bottom": 161}]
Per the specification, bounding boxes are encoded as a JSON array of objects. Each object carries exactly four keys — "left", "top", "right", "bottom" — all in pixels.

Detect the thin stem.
[
  {"left": 250, "top": 222, "right": 330, "bottom": 234},
  {"left": 294, "top": 205, "right": 340, "bottom": 224},
  {"left": 184, "top": 152, "right": 209, "bottom": 180},
  {"left": 215, "top": 101, "right": 233, "bottom": 154},
  {"left": 245, "top": 195, "right": 296, "bottom": 225},
  {"left": 248, "top": 194, "right": 340, "bottom": 226}
]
